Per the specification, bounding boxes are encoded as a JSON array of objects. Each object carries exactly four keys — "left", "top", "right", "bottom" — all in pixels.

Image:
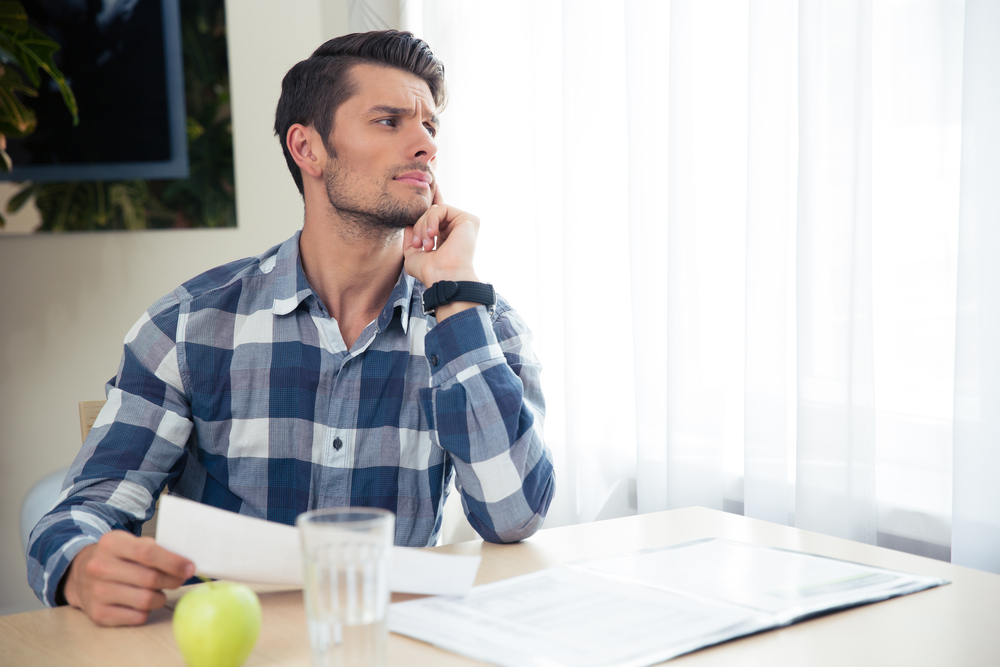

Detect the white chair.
[
  {"left": 20, "top": 467, "right": 70, "bottom": 552},
  {"left": 19, "top": 401, "right": 108, "bottom": 552}
]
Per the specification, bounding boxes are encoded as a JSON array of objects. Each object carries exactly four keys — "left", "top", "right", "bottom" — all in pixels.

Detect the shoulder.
[
  {"left": 136, "top": 237, "right": 289, "bottom": 341},
  {"left": 180, "top": 241, "right": 284, "bottom": 312},
  {"left": 171, "top": 237, "right": 289, "bottom": 315}
]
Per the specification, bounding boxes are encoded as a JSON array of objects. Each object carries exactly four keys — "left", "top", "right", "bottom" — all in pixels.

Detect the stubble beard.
[{"left": 323, "top": 159, "right": 429, "bottom": 242}]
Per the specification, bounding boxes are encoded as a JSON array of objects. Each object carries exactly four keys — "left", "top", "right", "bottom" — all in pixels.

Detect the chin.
[
  {"left": 402, "top": 198, "right": 433, "bottom": 223},
  {"left": 379, "top": 204, "right": 427, "bottom": 229}
]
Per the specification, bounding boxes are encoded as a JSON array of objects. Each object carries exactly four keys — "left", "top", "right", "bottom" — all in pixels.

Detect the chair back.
[
  {"left": 79, "top": 400, "right": 107, "bottom": 443},
  {"left": 20, "top": 468, "right": 70, "bottom": 552},
  {"left": 78, "top": 399, "right": 162, "bottom": 536},
  {"left": 20, "top": 398, "right": 163, "bottom": 552}
]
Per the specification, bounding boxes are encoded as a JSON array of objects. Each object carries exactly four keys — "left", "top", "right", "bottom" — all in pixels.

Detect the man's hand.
[
  {"left": 404, "top": 186, "right": 484, "bottom": 321},
  {"left": 63, "top": 530, "right": 195, "bottom": 626},
  {"left": 404, "top": 185, "right": 480, "bottom": 284}
]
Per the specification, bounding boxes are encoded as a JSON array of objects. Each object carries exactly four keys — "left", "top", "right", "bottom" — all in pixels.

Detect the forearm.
[
  {"left": 422, "top": 259, "right": 480, "bottom": 323},
  {"left": 28, "top": 302, "right": 193, "bottom": 606},
  {"left": 420, "top": 303, "right": 555, "bottom": 542},
  {"left": 27, "top": 514, "right": 103, "bottom": 607}
]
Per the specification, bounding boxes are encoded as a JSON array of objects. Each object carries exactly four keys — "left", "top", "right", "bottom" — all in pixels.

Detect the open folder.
[
  {"left": 155, "top": 494, "right": 481, "bottom": 596},
  {"left": 389, "top": 538, "right": 948, "bottom": 667}
]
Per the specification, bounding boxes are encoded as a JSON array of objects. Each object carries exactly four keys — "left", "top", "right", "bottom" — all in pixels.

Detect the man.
[{"left": 26, "top": 30, "right": 555, "bottom": 627}]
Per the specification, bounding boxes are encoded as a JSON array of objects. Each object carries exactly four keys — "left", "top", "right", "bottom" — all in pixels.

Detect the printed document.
[{"left": 389, "top": 538, "right": 947, "bottom": 667}]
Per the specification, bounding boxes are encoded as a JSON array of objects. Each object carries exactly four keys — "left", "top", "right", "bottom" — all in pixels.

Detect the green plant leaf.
[
  {"left": 0, "top": 2, "right": 27, "bottom": 35},
  {"left": 6, "top": 181, "right": 37, "bottom": 211},
  {"left": 186, "top": 116, "right": 205, "bottom": 142},
  {"left": 0, "top": 95, "right": 36, "bottom": 136},
  {"left": 0, "top": 24, "right": 78, "bottom": 125},
  {"left": 0, "top": 65, "right": 36, "bottom": 136},
  {"left": 0, "top": 145, "right": 11, "bottom": 173},
  {"left": 15, "top": 0, "right": 237, "bottom": 233},
  {"left": 110, "top": 182, "right": 150, "bottom": 230}
]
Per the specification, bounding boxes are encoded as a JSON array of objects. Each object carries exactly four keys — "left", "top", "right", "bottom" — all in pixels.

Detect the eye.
[
  {"left": 376, "top": 118, "right": 397, "bottom": 128},
  {"left": 424, "top": 123, "right": 437, "bottom": 137}
]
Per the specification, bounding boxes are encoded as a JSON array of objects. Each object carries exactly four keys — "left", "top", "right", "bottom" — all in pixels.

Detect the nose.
[{"left": 408, "top": 123, "right": 437, "bottom": 165}]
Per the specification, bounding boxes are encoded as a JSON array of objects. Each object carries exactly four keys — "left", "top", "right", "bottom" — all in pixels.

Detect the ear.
[{"left": 286, "top": 124, "right": 325, "bottom": 180}]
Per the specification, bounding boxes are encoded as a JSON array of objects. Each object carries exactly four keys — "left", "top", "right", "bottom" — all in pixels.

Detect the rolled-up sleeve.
[
  {"left": 26, "top": 293, "right": 194, "bottom": 607},
  {"left": 419, "top": 299, "right": 555, "bottom": 543}
]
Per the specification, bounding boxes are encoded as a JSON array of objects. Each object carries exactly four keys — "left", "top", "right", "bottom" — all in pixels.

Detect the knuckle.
[
  {"left": 135, "top": 539, "right": 156, "bottom": 562},
  {"left": 139, "top": 569, "right": 160, "bottom": 589},
  {"left": 91, "top": 580, "right": 111, "bottom": 601},
  {"left": 84, "top": 557, "right": 106, "bottom": 578},
  {"left": 137, "top": 589, "right": 159, "bottom": 609},
  {"left": 91, "top": 606, "right": 113, "bottom": 626}
]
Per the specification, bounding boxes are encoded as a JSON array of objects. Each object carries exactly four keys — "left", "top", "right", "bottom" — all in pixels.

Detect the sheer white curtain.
[
  {"left": 402, "top": 0, "right": 1000, "bottom": 571},
  {"left": 953, "top": 0, "right": 1000, "bottom": 572}
]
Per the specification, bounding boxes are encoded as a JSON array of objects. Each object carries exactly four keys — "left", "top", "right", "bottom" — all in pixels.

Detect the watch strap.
[{"left": 422, "top": 281, "right": 495, "bottom": 315}]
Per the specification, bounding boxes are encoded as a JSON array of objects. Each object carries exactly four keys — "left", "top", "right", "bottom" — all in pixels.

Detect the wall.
[{"left": 0, "top": 1, "right": 341, "bottom": 615}]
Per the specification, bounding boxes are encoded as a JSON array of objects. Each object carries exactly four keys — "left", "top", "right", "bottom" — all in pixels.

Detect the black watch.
[{"left": 422, "top": 280, "right": 496, "bottom": 316}]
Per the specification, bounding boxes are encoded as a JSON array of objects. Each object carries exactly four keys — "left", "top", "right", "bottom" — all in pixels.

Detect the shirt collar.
[
  {"left": 270, "top": 230, "right": 417, "bottom": 331},
  {"left": 381, "top": 269, "right": 416, "bottom": 333},
  {"left": 271, "top": 230, "right": 316, "bottom": 316}
]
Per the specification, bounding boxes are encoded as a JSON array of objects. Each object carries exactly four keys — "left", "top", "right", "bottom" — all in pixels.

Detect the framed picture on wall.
[
  {"left": 0, "top": 0, "right": 235, "bottom": 234},
  {"left": 3, "top": 0, "right": 188, "bottom": 183}
]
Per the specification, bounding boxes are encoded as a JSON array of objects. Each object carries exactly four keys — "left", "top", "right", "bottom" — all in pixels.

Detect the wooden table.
[{"left": 3, "top": 507, "right": 999, "bottom": 666}]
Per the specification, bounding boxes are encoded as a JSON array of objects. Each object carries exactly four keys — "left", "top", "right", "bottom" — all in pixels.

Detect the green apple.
[{"left": 173, "top": 581, "right": 262, "bottom": 667}]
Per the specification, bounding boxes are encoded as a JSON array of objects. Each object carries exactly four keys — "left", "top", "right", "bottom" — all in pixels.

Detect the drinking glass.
[{"left": 297, "top": 507, "right": 395, "bottom": 667}]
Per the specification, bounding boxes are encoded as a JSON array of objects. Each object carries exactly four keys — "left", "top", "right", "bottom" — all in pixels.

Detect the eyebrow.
[{"left": 366, "top": 105, "right": 440, "bottom": 128}]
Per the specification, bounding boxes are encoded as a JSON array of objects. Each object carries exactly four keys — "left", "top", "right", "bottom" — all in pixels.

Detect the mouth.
[{"left": 394, "top": 170, "right": 432, "bottom": 189}]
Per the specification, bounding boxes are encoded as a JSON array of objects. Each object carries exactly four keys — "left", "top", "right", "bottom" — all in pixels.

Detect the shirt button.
[
  {"left": 332, "top": 437, "right": 343, "bottom": 451},
  {"left": 430, "top": 355, "right": 439, "bottom": 367}
]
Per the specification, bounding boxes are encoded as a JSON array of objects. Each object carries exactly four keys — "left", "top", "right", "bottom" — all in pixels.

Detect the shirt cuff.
[
  {"left": 424, "top": 306, "right": 504, "bottom": 384},
  {"left": 42, "top": 534, "right": 99, "bottom": 607}
]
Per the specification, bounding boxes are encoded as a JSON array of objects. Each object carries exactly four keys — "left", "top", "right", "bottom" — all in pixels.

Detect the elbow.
[
  {"left": 490, "top": 511, "right": 547, "bottom": 544},
  {"left": 478, "top": 467, "right": 556, "bottom": 544}
]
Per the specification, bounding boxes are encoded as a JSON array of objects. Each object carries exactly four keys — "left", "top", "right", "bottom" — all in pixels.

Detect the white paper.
[
  {"left": 155, "top": 494, "right": 480, "bottom": 596},
  {"left": 574, "top": 539, "right": 946, "bottom": 622},
  {"left": 390, "top": 568, "right": 769, "bottom": 667},
  {"left": 389, "top": 538, "right": 948, "bottom": 667}
]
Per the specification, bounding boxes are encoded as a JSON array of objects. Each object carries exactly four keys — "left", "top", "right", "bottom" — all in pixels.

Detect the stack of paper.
[{"left": 388, "top": 538, "right": 947, "bottom": 667}]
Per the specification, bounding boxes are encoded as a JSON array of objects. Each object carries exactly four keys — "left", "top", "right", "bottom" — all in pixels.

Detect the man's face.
[{"left": 322, "top": 63, "right": 439, "bottom": 231}]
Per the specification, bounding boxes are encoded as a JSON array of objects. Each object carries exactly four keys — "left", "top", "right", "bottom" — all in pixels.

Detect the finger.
[
  {"left": 423, "top": 206, "right": 441, "bottom": 250},
  {"left": 403, "top": 247, "right": 433, "bottom": 287},
  {"left": 92, "top": 578, "right": 168, "bottom": 612},
  {"left": 430, "top": 205, "right": 475, "bottom": 246},
  {"left": 427, "top": 204, "right": 467, "bottom": 241},
  {"left": 432, "top": 182, "right": 444, "bottom": 206},
  {"left": 403, "top": 224, "right": 420, "bottom": 250},
  {"left": 415, "top": 205, "right": 444, "bottom": 250},
  {"left": 90, "top": 553, "right": 189, "bottom": 591},
  {"left": 410, "top": 205, "right": 438, "bottom": 249},
  {"left": 107, "top": 533, "right": 194, "bottom": 581},
  {"left": 89, "top": 602, "right": 152, "bottom": 628}
]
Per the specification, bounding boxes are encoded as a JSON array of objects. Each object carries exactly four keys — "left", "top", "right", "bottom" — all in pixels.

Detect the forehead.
[{"left": 340, "top": 62, "right": 435, "bottom": 115}]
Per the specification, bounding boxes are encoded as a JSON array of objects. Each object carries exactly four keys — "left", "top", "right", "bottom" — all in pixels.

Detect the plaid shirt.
[{"left": 27, "top": 231, "right": 555, "bottom": 607}]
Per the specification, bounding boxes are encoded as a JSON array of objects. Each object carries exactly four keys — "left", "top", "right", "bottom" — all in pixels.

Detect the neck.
[{"left": 299, "top": 207, "right": 405, "bottom": 347}]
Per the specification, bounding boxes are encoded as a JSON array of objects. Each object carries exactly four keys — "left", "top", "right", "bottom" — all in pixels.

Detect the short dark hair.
[{"left": 274, "top": 30, "right": 447, "bottom": 195}]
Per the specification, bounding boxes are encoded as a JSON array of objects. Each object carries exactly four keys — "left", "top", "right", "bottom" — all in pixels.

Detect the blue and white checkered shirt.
[{"left": 27, "top": 231, "right": 555, "bottom": 607}]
